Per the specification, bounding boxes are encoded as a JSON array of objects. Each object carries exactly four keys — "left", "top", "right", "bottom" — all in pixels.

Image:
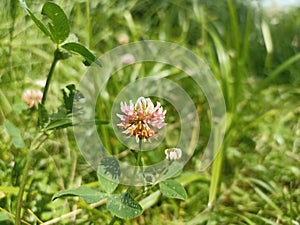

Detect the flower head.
[
  {"left": 117, "top": 97, "right": 166, "bottom": 142},
  {"left": 118, "top": 34, "right": 129, "bottom": 45},
  {"left": 120, "top": 53, "right": 135, "bottom": 65},
  {"left": 165, "top": 148, "right": 182, "bottom": 161},
  {"left": 22, "top": 89, "right": 43, "bottom": 108}
]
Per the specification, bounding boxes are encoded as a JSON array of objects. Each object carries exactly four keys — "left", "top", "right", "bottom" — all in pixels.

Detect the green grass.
[{"left": 1, "top": 0, "right": 300, "bottom": 224}]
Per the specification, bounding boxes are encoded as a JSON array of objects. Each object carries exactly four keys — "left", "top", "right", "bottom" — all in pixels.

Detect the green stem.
[
  {"left": 208, "top": 121, "right": 226, "bottom": 209},
  {"left": 138, "top": 138, "right": 142, "bottom": 150},
  {"left": 15, "top": 152, "right": 32, "bottom": 225},
  {"left": 137, "top": 139, "right": 144, "bottom": 180},
  {"left": 208, "top": 146, "right": 223, "bottom": 208},
  {"left": 15, "top": 133, "right": 47, "bottom": 225},
  {"left": 9, "top": 0, "right": 17, "bottom": 93},
  {"left": 108, "top": 216, "right": 117, "bottom": 225},
  {"left": 131, "top": 139, "right": 146, "bottom": 184},
  {"left": 257, "top": 52, "right": 300, "bottom": 90},
  {"left": 86, "top": 0, "right": 92, "bottom": 49},
  {"left": 41, "top": 49, "right": 60, "bottom": 105}
]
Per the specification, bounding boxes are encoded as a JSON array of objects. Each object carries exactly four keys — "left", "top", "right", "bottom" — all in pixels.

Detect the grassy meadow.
[{"left": 0, "top": 0, "right": 300, "bottom": 224}]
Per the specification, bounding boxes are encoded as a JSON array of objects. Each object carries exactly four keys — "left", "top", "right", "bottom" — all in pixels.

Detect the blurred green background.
[{"left": 0, "top": 0, "right": 299, "bottom": 224}]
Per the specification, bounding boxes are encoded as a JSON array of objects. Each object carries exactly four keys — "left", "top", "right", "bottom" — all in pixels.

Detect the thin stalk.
[
  {"left": 0, "top": 89, "right": 12, "bottom": 120},
  {"left": 42, "top": 199, "right": 107, "bottom": 225},
  {"left": 15, "top": 152, "right": 32, "bottom": 225},
  {"left": 257, "top": 52, "right": 300, "bottom": 90},
  {"left": 41, "top": 49, "right": 60, "bottom": 105},
  {"left": 131, "top": 139, "right": 145, "bottom": 185},
  {"left": 9, "top": 0, "right": 17, "bottom": 92},
  {"left": 208, "top": 124, "right": 224, "bottom": 209},
  {"left": 97, "top": 103, "right": 112, "bottom": 154},
  {"left": 227, "top": 0, "right": 240, "bottom": 53},
  {"left": 227, "top": 0, "right": 241, "bottom": 114},
  {"left": 108, "top": 216, "right": 117, "bottom": 225},
  {"left": 200, "top": 6, "right": 206, "bottom": 45},
  {"left": 15, "top": 133, "right": 48, "bottom": 225},
  {"left": 138, "top": 138, "right": 142, "bottom": 151},
  {"left": 0, "top": 207, "right": 30, "bottom": 225},
  {"left": 208, "top": 146, "right": 223, "bottom": 208},
  {"left": 86, "top": 0, "right": 93, "bottom": 49},
  {"left": 137, "top": 139, "right": 145, "bottom": 181}
]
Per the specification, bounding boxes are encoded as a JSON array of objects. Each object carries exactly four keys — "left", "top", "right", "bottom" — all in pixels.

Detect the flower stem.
[
  {"left": 15, "top": 151, "right": 32, "bottom": 225},
  {"left": 108, "top": 216, "right": 117, "bottom": 225},
  {"left": 137, "top": 139, "right": 144, "bottom": 177},
  {"left": 138, "top": 138, "right": 142, "bottom": 150},
  {"left": 41, "top": 49, "right": 60, "bottom": 105},
  {"left": 15, "top": 133, "right": 48, "bottom": 225},
  {"left": 131, "top": 139, "right": 145, "bottom": 184}
]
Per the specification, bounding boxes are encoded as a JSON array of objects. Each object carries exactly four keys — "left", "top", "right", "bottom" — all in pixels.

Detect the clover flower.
[
  {"left": 165, "top": 148, "right": 182, "bottom": 161},
  {"left": 120, "top": 53, "right": 135, "bottom": 65},
  {"left": 22, "top": 89, "right": 43, "bottom": 108},
  {"left": 117, "top": 97, "right": 166, "bottom": 142},
  {"left": 118, "top": 34, "right": 129, "bottom": 45}
]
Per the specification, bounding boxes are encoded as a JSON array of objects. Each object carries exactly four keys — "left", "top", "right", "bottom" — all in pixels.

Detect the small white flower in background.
[
  {"left": 165, "top": 148, "right": 182, "bottom": 161},
  {"left": 118, "top": 34, "right": 129, "bottom": 45},
  {"left": 22, "top": 89, "right": 43, "bottom": 108},
  {"left": 34, "top": 79, "right": 46, "bottom": 87},
  {"left": 120, "top": 53, "right": 135, "bottom": 65}
]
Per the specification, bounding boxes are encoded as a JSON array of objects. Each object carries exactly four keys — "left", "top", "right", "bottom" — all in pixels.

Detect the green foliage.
[
  {"left": 20, "top": 1, "right": 97, "bottom": 66},
  {"left": 1, "top": 0, "right": 300, "bottom": 224},
  {"left": 3, "top": 121, "right": 25, "bottom": 148},
  {"left": 19, "top": 1, "right": 53, "bottom": 41},
  {"left": 37, "top": 103, "right": 49, "bottom": 128},
  {"left": 21, "top": 1, "right": 70, "bottom": 44},
  {"left": 107, "top": 192, "right": 143, "bottom": 219},
  {"left": 97, "top": 170, "right": 119, "bottom": 194},
  {"left": 61, "top": 42, "right": 101, "bottom": 66},
  {"left": 38, "top": 84, "right": 81, "bottom": 130},
  {"left": 0, "top": 212, "right": 10, "bottom": 222},
  {"left": 52, "top": 186, "right": 108, "bottom": 204},
  {"left": 159, "top": 180, "right": 187, "bottom": 200},
  {"left": 53, "top": 184, "right": 143, "bottom": 220},
  {"left": 61, "top": 84, "right": 77, "bottom": 113},
  {"left": 41, "top": 2, "right": 70, "bottom": 44}
]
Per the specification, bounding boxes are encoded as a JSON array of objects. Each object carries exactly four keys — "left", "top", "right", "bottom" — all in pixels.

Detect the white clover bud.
[
  {"left": 120, "top": 53, "right": 135, "bottom": 65},
  {"left": 118, "top": 34, "right": 129, "bottom": 45},
  {"left": 165, "top": 148, "right": 182, "bottom": 161}
]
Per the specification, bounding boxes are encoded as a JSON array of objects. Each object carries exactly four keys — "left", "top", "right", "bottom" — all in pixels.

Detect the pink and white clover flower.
[
  {"left": 22, "top": 89, "right": 43, "bottom": 108},
  {"left": 117, "top": 97, "right": 166, "bottom": 142}
]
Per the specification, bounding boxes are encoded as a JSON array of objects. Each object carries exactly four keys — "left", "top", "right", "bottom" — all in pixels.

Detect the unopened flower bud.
[{"left": 165, "top": 148, "right": 182, "bottom": 161}]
